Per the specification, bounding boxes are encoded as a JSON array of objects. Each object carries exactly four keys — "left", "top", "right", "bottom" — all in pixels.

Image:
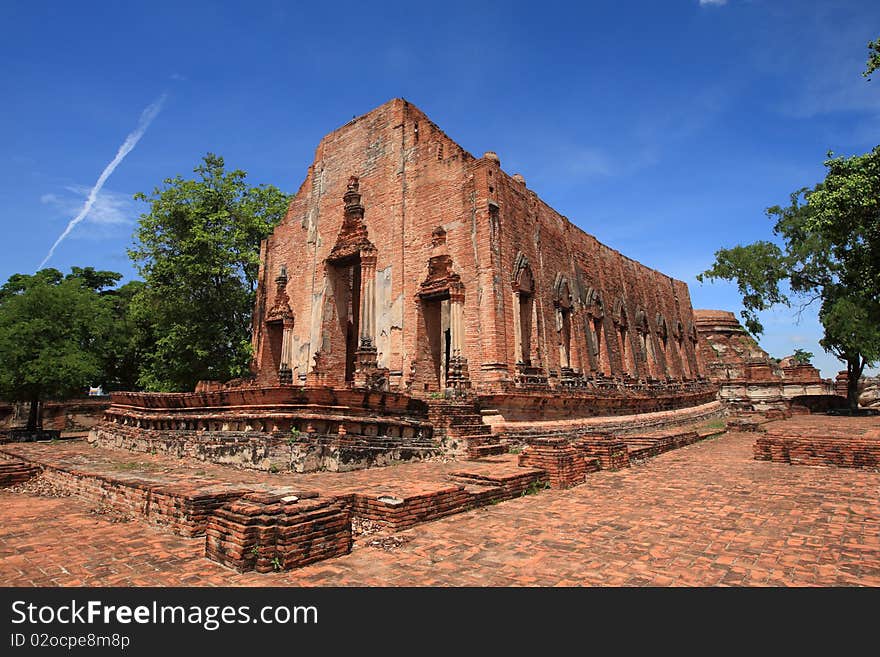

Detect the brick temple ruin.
[
  {"left": 693, "top": 309, "right": 836, "bottom": 414},
  {"left": 89, "top": 98, "right": 721, "bottom": 472}
]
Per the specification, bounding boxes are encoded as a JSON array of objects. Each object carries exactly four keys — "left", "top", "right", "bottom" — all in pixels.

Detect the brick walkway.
[{"left": 2, "top": 430, "right": 879, "bottom": 586}]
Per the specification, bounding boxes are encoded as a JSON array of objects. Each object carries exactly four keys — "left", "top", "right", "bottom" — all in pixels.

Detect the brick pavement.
[{"left": 1, "top": 431, "right": 879, "bottom": 586}]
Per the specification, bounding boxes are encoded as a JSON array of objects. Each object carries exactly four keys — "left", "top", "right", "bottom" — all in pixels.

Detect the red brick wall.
[{"left": 254, "top": 99, "right": 705, "bottom": 393}]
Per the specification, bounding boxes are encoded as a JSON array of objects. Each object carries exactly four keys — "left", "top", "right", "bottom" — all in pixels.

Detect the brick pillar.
[
  {"left": 279, "top": 318, "right": 295, "bottom": 384},
  {"left": 447, "top": 284, "right": 470, "bottom": 392},
  {"left": 518, "top": 437, "right": 587, "bottom": 489},
  {"left": 354, "top": 246, "right": 387, "bottom": 389},
  {"left": 358, "top": 246, "right": 377, "bottom": 350},
  {"left": 512, "top": 289, "right": 524, "bottom": 364}
]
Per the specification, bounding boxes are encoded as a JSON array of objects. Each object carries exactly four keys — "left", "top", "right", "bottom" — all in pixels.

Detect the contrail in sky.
[{"left": 39, "top": 93, "right": 167, "bottom": 269}]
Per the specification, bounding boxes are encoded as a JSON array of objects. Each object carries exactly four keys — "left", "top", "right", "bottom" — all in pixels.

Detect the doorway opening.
[
  {"left": 421, "top": 296, "right": 451, "bottom": 391},
  {"left": 328, "top": 255, "right": 361, "bottom": 383}
]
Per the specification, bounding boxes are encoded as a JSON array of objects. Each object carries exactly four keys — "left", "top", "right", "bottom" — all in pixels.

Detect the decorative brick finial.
[{"left": 343, "top": 175, "right": 364, "bottom": 217}]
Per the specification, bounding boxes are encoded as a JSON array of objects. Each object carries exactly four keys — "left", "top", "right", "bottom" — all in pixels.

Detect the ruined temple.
[
  {"left": 253, "top": 99, "right": 710, "bottom": 397},
  {"left": 92, "top": 99, "right": 720, "bottom": 473},
  {"left": 693, "top": 309, "right": 834, "bottom": 413}
]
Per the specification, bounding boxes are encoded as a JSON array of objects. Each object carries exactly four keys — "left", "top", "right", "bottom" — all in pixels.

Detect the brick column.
[
  {"left": 279, "top": 318, "right": 295, "bottom": 384},
  {"left": 358, "top": 246, "right": 377, "bottom": 350},
  {"left": 354, "top": 246, "right": 387, "bottom": 389},
  {"left": 447, "top": 284, "right": 470, "bottom": 391}
]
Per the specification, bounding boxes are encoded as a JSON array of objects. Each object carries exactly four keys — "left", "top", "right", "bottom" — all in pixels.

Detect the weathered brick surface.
[
  {"left": 518, "top": 437, "right": 588, "bottom": 489},
  {"left": 253, "top": 99, "right": 708, "bottom": 395},
  {"left": 205, "top": 493, "right": 351, "bottom": 573},
  {"left": 0, "top": 440, "right": 546, "bottom": 557},
  {"left": 755, "top": 415, "right": 880, "bottom": 469},
  {"left": 91, "top": 386, "right": 437, "bottom": 473},
  {"left": 573, "top": 435, "right": 631, "bottom": 471},
  {"left": 694, "top": 309, "right": 837, "bottom": 414},
  {"left": 4, "top": 428, "right": 880, "bottom": 586},
  {"left": 36, "top": 467, "right": 249, "bottom": 537}
]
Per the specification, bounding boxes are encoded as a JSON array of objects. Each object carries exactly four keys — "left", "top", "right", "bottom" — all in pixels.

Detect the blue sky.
[{"left": 1, "top": 0, "right": 878, "bottom": 378}]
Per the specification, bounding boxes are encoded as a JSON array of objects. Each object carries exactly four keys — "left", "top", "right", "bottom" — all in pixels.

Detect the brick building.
[
  {"left": 89, "top": 99, "right": 721, "bottom": 474},
  {"left": 252, "top": 98, "right": 707, "bottom": 396}
]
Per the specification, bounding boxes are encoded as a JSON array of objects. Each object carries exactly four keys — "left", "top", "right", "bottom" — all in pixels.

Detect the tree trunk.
[
  {"left": 26, "top": 395, "right": 41, "bottom": 432},
  {"left": 846, "top": 357, "right": 865, "bottom": 413}
]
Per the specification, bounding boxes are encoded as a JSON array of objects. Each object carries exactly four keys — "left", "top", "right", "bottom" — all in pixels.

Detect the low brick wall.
[
  {"left": 489, "top": 400, "right": 724, "bottom": 440},
  {"left": 753, "top": 415, "right": 880, "bottom": 470},
  {"left": 349, "top": 487, "right": 475, "bottom": 530},
  {"left": 205, "top": 492, "right": 352, "bottom": 573},
  {"left": 517, "top": 437, "right": 588, "bottom": 489},
  {"left": 754, "top": 436, "right": 880, "bottom": 469},
  {"left": 624, "top": 430, "right": 702, "bottom": 460},
  {"left": 727, "top": 418, "right": 762, "bottom": 432},
  {"left": 447, "top": 468, "right": 546, "bottom": 499},
  {"left": 36, "top": 467, "right": 250, "bottom": 537},
  {"left": 573, "top": 435, "right": 631, "bottom": 471}
]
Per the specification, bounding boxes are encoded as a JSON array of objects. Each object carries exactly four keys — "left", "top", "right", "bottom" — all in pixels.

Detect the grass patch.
[{"left": 521, "top": 479, "right": 550, "bottom": 496}]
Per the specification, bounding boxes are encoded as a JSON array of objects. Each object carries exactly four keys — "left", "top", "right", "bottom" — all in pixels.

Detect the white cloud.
[
  {"left": 41, "top": 186, "right": 136, "bottom": 228},
  {"left": 39, "top": 93, "right": 165, "bottom": 267},
  {"left": 699, "top": 0, "right": 728, "bottom": 6}
]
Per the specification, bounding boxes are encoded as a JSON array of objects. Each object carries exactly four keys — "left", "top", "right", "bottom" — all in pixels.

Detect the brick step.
[
  {"left": 447, "top": 417, "right": 486, "bottom": 427},
  {"left": 447, "top": 467, "right": 547, "bottom": 499},
  {"left": 467, "top": 444, "right": 507, "bottom": 459},
  {"left": 447, "top": 427, "right": 491, "bottom": 436},
  {"left": 0, "top": 459, "right": 41, "bottom": 487},
  {"left": 583, "top": 457, "right": 602, "bottom": 473}
]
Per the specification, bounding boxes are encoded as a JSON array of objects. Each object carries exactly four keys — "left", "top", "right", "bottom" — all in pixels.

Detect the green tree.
[
  {"left": 130, "top": 154, "right": 290, "bottom": 391},
  {"left": 0, "top": 268, "right": 117, "bottom": 430},
  {"left": 101, "top": 280, "right": 147, "bottom": 391},
  {"left": 863, "top": 37, "right": 880, "bottom": 80},
  {"left": 791, "top": 348, "right": 814, "bottom": 365}
]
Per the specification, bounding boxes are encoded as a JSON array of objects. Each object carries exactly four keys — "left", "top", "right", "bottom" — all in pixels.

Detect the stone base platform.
[
  {"left": 754, "top": 415, "right": 880, "bottom": 470},
  {"left": 92, "top": 386, "right": 438, "bottom": 474}
]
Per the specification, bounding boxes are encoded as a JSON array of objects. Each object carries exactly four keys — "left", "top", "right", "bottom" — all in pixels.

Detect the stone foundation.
[
  {"left": 89, "top": 422, "right": 440, "bottom": 473},
  {"left": 89, "top": 386, "right": 441, "bottom": 474}
]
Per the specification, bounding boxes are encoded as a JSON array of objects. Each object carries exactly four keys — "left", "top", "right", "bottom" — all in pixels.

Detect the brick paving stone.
[{"left": 1, "top": 429, "right": 879, "bottom": 586}]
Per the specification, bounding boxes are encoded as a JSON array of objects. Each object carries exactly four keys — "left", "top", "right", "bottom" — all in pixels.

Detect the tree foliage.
[
  {"left": 864, "top": 37, "right": 880, "bottom": 80},
  {"left": 0, "top": 268, "right": 119, "bottom": 429},
  {"left": 791, "top": 348, "right": 814, "bottom": 365},
  {"left": 129, "top": 154, "right": 290, "bottom": 391}
]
